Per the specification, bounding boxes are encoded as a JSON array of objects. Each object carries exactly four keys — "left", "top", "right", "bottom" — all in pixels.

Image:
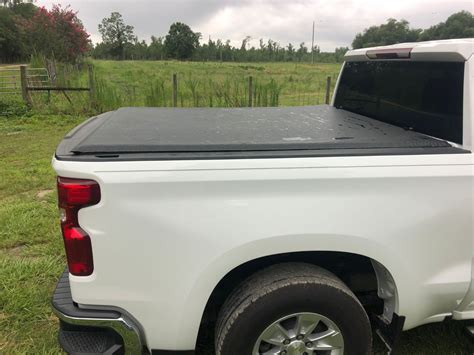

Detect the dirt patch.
[
  {"left": 6, "top": 245, "right": 25, "bottom": 257},
  {"left": 36, "top": 189, "right": 53, "bottom": 199},
  {"left": 48, "top": 314, "right": 59, "bottom": 323},
  {"left": 0, "top": 243, "right": 26, "bottom": 258}
]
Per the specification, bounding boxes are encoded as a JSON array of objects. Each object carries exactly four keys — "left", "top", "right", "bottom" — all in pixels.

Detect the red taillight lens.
[
  {"left": 57, "top": 177, "right": 101, "bottom": 276},
  {"left": 58, "top": 177, "right": 100, "bottom": 207},
  {"left": 62, "top": 226, "right": 94, "bottom": 275}
]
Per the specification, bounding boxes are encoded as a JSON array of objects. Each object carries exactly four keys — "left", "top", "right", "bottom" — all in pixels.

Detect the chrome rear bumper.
[{"left": 52, "top": 269, "right": 144, "bottom": 354}]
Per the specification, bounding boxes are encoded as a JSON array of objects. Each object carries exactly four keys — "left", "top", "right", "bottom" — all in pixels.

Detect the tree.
[
  {"left": 296, "top": 42, "right": 308, "bottom": 61},
  {"left": 1, "top": 0, "right": 33, "bottom": 7},
  {"left": 286, "top": 43, "right": 295, "bottom": 61},
  {"left": 91, "top": 42, "right": 113, "bottom": 59},
  {"left": 207, "top": 38, "right": 218, "bottom": 61},
  {"left": 352, "top": 18, "right": 421, "bottom": 49},
  {"left": 334, "top": 47, "right": 349, "bottom": 62},
  {"left": 0, "top": 1, "right": 37, "bottom": 63},
  {"left": 0, "top": 6, "right": 24, "bottom": 62},
  {"left": 164, "top": 22, "right": 201, "bottom": 60},
  {"left": 10, "top": 1, "right": 35, "bottom": 18},
  {"left": 148, "top": 35, "right": 164, "bottom": 60},
  {"left": 17, "top": 5, "right": 90, "bottom": 63},
  {"left": 419, "top": 11, "right": 474, "bottom": 41},
  {"left": 98, "top": 12, "right": 136, "bottom": 59},
  {"left": 240, "top": 36, "right": 251, "bottom": 51}
]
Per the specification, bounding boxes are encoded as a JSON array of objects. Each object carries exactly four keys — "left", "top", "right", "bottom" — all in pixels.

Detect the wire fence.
[{"left": 0, "top": 63, "right": 341, "bottom": 114}]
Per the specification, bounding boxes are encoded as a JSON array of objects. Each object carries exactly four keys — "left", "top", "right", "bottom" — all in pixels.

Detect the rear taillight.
[{"left": 57, "top": 177, "right": 101, "bottom": 276}]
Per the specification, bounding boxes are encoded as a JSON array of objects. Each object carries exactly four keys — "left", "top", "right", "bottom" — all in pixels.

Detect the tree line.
[
  {"left": 0, "top": 0, "right": 472, "bottom": 64},
  {"left": 91, "top": 10, "right": 474, "bottom": 62},
  {"left": 352, "top": 11, "right": 473, "bottom": 49},
  {"left": 92, "top": 14, "right": 349, "bottom": 63}
]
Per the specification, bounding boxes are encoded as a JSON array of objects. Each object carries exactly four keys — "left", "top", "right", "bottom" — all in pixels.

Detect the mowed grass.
[{"left": 0, "top": 114, "right": 84, "bottom": 354}]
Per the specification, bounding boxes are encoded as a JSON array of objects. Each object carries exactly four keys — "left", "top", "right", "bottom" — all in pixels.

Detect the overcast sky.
[{"left": 37, "top": 0, "right": 472, "bottom": 51}]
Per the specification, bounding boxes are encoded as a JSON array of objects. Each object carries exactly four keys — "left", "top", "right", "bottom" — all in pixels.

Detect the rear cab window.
[{"left": 334, "top": 61, "right": 464, "bottom": 144}]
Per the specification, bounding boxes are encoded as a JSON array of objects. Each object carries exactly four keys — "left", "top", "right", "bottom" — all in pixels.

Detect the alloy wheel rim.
[{"left": 252, "top": 312, "right": 344, "bottom": 355}]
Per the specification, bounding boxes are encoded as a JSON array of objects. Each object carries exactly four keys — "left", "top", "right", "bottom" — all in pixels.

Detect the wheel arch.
[{"left": 193, "top": 249, "right": 399, "bottom": 350}]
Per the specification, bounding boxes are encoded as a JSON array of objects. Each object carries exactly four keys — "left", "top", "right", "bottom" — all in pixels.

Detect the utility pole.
[{"left": 311, "top": 21, "right": 315, "bottom": 64}]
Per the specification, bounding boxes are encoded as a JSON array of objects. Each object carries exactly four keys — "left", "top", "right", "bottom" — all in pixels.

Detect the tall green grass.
[
  {"left": 0, "top": 59, "right": 341, "bottom": 115},
  {"left": 105, "top": 73, "right": 295, "bottom": 109},
  {"left": 92, "top": 60, "right": 341, "bottom": 111}
]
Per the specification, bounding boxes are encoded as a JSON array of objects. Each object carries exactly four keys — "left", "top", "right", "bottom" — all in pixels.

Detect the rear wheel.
[{"left": 215, "top": 263, "right": 372, "bottom": 355}]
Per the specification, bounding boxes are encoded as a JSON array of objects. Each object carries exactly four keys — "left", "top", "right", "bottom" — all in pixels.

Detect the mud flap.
[{"left": 371, "top": 313, "right": 405, "bottom": 354}]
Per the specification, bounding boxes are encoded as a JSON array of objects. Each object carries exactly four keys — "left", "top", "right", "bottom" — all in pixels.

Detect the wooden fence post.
[
  {"left": 325, "top": 76, "right": 331, "bottom": 104},
  {"left": 88, "top": 64, "right": 95, "bottom": 107},
  {"left": 248, "top": 76, "right": 253, "bottom": 107},
  {"left": 172, "top": 73, "right": 178, "bottom": 107},
  {"left": 20, "top": 65, "right": 32, "bottom": 106}
]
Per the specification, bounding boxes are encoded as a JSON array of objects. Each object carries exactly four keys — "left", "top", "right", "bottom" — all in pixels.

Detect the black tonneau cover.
[{"left": 56, "top": 105, "right": 466, "bottom": 161}]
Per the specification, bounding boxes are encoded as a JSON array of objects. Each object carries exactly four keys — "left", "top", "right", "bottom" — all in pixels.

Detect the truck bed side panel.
[{"left": 54, "top": 154, "right": 473, "bottom": 350}]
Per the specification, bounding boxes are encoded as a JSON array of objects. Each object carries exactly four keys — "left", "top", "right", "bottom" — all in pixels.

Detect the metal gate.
[{"left": 0, "top": 66, "right": 50, "bottom": 96}]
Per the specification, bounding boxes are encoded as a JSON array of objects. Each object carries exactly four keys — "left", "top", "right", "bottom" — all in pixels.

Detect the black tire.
[{"left": 215, "top": 262, "right": 372, "bottom": 355}]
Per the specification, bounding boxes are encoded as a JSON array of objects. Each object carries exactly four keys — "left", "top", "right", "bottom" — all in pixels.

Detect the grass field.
[
  {"left": 94, "top": 60, "right": 341, "bottom": 107},
  {"left": 0, "top": 114, "right": 83, "bottom": 353},
  {"left": 19, "top": 60, "right": 342, "bottom": 113},
  {"left": 0, "top": 112, "right": 473, "bottom": 354}
]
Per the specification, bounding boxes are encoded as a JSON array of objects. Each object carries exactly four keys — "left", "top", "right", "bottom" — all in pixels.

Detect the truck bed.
[{"left": 55, "top": 105, "right": 466, "bottom": 161}]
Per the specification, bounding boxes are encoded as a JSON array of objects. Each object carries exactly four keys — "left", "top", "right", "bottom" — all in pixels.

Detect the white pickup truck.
[{"left": 51, "top": 39, "right": 473, "bottom": 355}]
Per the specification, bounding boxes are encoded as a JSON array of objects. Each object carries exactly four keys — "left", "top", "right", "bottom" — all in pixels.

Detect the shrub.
[
  {"left": 0, "top": 99, "right": 30, "bottom": 117},
  {"left": 17, "top": 5, "right": 90, "bottom": 63}
]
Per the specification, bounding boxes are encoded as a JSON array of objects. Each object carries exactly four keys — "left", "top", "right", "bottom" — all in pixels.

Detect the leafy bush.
[
  {"left": 0, "top": 100, "right": 30, "bottom": 117},
  {"left": 16, "top": 5, "right": 90, "bottom": 63}
]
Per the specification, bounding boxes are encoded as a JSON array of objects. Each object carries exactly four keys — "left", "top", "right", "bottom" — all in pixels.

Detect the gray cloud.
[{"left": 37, "top": 0, "right": 472, "bottom": 51}]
